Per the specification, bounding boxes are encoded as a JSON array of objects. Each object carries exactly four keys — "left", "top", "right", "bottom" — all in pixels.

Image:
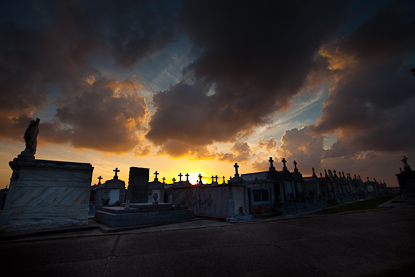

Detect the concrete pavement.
[{"left": 1, "top": 205, "right": 415, "bottom": 276}]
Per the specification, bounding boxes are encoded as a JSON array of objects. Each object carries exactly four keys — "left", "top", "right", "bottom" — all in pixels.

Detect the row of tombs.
[
  {"left": 0, "top": 155, "right": 395, "bottom": 232},
  {"left": 90, "top": 157, "right": 392, "bottom": 222}
]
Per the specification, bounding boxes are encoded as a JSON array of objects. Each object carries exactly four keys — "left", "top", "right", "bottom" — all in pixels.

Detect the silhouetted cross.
[
  {"left": 185, "top": 173, "right": 189, "bottom": 182},
  {"left": 97, "top": 176, "right": 103, "bottom": 184},
  {"left": 178, "top": 173, "right": 183, "bottom": 182},
  {"left": 281, "top": 158, "right": 286, "bottom": 167},
  {"left": 113, "top": 168, "right": 120, "bottom": 179},
  {"left": 214, "top": 175, "right": 218, "bottom": 183},
  {"left": 269, "top": 157, "right": 274, "bottom": 167},
  {"left": 293, "top": 160, "right": 297, "bottom": 169},
  {"left": 211, "top": 176, "right": 214, "bottom": 183},
  {"left": 234, "top": 163, "right": 239, "bottom": 176},
  {"left": 154, "top": 171, "right": 159, "bottom": 178}
]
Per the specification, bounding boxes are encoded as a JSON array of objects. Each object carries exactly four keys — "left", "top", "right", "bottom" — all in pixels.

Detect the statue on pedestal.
[{"left": 19, "top": 118, "right": 40, "bottom": 159}]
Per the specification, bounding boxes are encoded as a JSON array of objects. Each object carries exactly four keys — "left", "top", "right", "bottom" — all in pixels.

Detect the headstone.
[{"left": 127, "top": 167, "right": 149, "bottom": 203}]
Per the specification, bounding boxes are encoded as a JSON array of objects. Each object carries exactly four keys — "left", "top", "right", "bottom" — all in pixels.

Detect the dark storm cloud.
[
  {"left": 310, "top": 0, "right": 415, "bottom": 157},
  {"left": 146, "top": 0, "right": 348, "bottom": 155},
  {"left": 0, "top": 0, "right": 177, "bottom": 151},
  {"left": 40, "top": 77, "right": 148, "bottom": 153}
]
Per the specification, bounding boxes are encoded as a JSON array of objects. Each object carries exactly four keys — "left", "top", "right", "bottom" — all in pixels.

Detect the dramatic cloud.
[
  {"left": 218, "top": 141, "right": 251, "bottom": 162},
  {"left": 134, "top": 145, "right": 152, "bottom": 157},
  {"left": 146, "top": 0, "right": 348, "bottom": 155},
  {"left": 276, "top": 128, "right": 326, "bottom": 173},
  {"left": 41, "top": 77, "right": 148, "bottom": 153},
  {"left": 0, "top": 0, "right": 413, "bottom": 187},
  {"left": 258, "top": 137, "right": 277, "bottom": 152},
  {"left": 310, "top": 0, "right": 415, "bottom": 157},
  {"left": 0, "top": 0, "right": 177, "bottom": 152}
]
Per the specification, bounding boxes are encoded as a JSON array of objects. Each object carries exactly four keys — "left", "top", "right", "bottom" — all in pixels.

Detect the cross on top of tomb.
[
  {"left": 178, "top": 173, "right": 183, "bottom": 182},
  {"left": 97, "top": 175, "right": 103, "bottom": 185},
  {"left": 172, "top": 177, "right": 176, "bottom": 183},
  {"left": 269, "top": 157, "right": 275, "bottom": 171},
  {"left": 234, "top": 163, "right": 239, "bottom": 177},
  {"left": 281, "top": 158, "right": 287, "bottom": 171},
  {"left": 162, "top": 177, "right": 166, "bottom": 183},
  {"left": 214, "top": 175, "right": 218, "bottom": 182},
  {"left": 185, "top": 173, "right": 189, "bottom": 182},
  {"left": 222, "top": 176, "right": 226, "bottom": 184},
  {"left": 293, "top": 160, "right": 298, "bottom": 172},
  {"left": 211, "top": 176, "right": 214, "bottom": 183},
  {"left": 154, "top": 171, "right": 159, "bottom": 181},
  {"left": 113, "top": 168, "right": 120, "bottom": 179}
]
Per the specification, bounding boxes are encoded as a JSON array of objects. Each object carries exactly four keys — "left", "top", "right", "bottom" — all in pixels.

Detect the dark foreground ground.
[{"left": 1, "top": 204, "right": 415, "bottom": 276}]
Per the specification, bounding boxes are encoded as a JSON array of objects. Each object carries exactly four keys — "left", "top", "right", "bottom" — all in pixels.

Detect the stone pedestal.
[
  {"left": 94, "top": 203, "right": 194, "bottom": 228},
  {"left": 396, "top": 170, "right": 415, "bottom": 199},
  {"left": 0, "top": 158, "right": 93, "bottom": 232}
]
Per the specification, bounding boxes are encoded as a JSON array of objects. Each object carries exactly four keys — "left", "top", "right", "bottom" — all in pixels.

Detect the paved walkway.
[{"left": 1, "top": 204, "right": 415, "bottom": 276}]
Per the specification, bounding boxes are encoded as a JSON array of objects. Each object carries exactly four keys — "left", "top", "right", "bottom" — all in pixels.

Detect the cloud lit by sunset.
[{"left": 0, "top": 0, "right": 414, "bottom": 188}]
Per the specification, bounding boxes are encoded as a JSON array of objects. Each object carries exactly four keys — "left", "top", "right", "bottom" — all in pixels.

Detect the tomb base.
[
  {"left": 94, "top": 203, "right": 194, "bottom": 228},
  {"left": 0, "top": 157, "right": 93, "bottom": 232}
]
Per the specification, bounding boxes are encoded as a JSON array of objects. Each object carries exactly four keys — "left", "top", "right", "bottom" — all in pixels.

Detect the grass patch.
[
  {"left": 316, "top": 194, "right": 399, "bottom": 215},
  {"left": 359, "top": 261, "right": 415, "bottom": 276}
]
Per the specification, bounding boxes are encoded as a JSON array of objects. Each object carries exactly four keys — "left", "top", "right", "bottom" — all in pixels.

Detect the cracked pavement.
[{"left": 1, "top": 206, "right": 415, "bottom": 276}]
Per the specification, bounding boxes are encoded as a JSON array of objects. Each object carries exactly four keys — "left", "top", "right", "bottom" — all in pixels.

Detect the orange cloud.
[{"left": 318, "top": 45, "right": 356, "bottom": 71}]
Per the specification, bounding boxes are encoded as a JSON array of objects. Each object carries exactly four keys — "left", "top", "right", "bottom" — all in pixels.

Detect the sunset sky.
[{"left": 0, "top": 0, "right": 414, "bottom": 188}]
